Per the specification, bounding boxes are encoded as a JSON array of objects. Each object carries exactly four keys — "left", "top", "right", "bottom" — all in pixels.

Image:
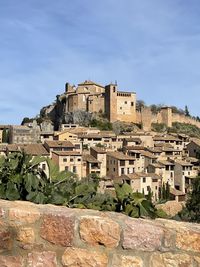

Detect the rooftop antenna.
[{"left": 115, "top": 80, "right": 117, "bottom": 85}]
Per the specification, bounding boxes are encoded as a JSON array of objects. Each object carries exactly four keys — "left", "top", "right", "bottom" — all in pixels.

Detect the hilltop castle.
[
  {"left": 40, "top": 80, "right": 200, "bottom": 131},
  {"left": 64, "top": 80, "right": 136, "bottom": 123}
]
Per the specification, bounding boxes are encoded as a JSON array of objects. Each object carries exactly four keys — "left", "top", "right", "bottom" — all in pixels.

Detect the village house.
[
  {"left": 120, "top": 172, "right": 161, "bottom": 201},
  {"left": 44, "top": 140, "right": 78, "bottom": 157},
  {"left": 153, "top": 135, "right": 184, "bottom": 150},
  {"left": 82, "top": 154, "right": 102, "bottom": 177},
  {"left": 186, "top": 138, "right": 200, "bottom": 158},
  {"left": 90, "top": 147, "right": 107, "bottom": 177},
  {"left": 52, "top": 151, "right": 82, "bottom": 178},
  {"left": 174, "top": 160, "right": 198, "bottom": 193},
  {"left": 106, "top": 151, "right": 135, "bottom": 177}
]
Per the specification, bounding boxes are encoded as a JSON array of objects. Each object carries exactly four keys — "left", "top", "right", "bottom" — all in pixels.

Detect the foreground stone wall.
[{"left": 0, "top": 200, "right": 200, "bottom": 267}]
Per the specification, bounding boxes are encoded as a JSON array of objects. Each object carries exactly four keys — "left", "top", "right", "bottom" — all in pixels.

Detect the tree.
[
  {"left": 184, "top": 105, "right": 190, "bottom": 117},
  {"left": 2, "top": 129, "right": 9, "bottom": 143},
  {"left": 136, "top": 100, "right": 145, "bottom": 111},
  {"left": 165, "top": 182, "right": 170, "bottom": 200},
  {"left": 161, "top": 183, "right": 166, "bottom": 200},
  {"left": 184, "top": 177, "right": 200, "bottom": 222},
  {"left": 21, "top": 117, "right": 33, "bottom": 125}
]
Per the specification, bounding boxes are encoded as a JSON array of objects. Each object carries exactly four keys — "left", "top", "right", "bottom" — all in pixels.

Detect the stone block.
[
  {"left": 62, "top": 247, "right": 108, "bottom": 267},
  {"left": 0, "top": 256, "right": 23, "bottom": 267},
  {"left": 176, "top": 229, "right": 200, "bottom": 253},
  {"left": 112, "top": 254, "right": 143, "bottom": 267},
  {"left": 27, "top": 251, "right": 57, "bottom": 267},
  {"left": 9, "top": 206, "right": 40, "bottom": 224},
  {"left": 123, "top": 218, "right": 164, "bottom": 251},
  {"left": 79, "top": 215, "right": 120, "bottom": 248},
  {"left": 150, "top": 252, "right": 192, "bottom": 267},
  {"left": 0, "top": 229, "right": 13, "bottom": 251},
  {"left": 17, "top": 227, "right": 35, "bottom": 244},
  {"left": 40, "top": 214, "right": 74, "bottom": 247}
]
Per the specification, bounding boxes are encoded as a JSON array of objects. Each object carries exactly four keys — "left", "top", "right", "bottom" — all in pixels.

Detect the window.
[
  {"left": 63, "top": 158, "right": 67, "bottom": 162},
  {"left": 70, "top": 158, "right": 73, "bottom": 162},
  {"left": 121, "top": 168, "right": 124, "bottom": 174},
  {"left": 129, "top": 160, "right": 134, "bottom": 165},
  {"left": 131, "top": 102, "right": 134, "bottom": 106},
  {"left": 77, "top": 158, "right": 81, "bottom": 162},
  {"left": 120, "top": 160, "right": 125, "bottom": 166},
  {"left": 113, "top": 87, "right": 116, "bottom": 92},
  {"left": 143, "top": 177, "right": 146, "bottom": 183},
  {"left": 73, "top": 166, "right": 77, "bottom": 173},
  {"left": 65, "top": 166, "right": 69, "bottom": 171},
  {"left": 113, "top": 168, "right": 115, "bottom": 172},
  {"left": 124, "top": 101, "right": 127, "bottom": 104}
]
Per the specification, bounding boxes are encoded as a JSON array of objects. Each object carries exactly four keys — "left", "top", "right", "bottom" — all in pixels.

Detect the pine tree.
[
  {"left": 166, "top": 182, "right": 170, "bottom": 200},
  {"left": 162, "top": 183, "right": 166, "bottom": 200},
  {"left": 2, "top": 129, "right": 8, "bottom": 143},
  {"left": 185, "top": 177, "right": 200, "bottom": 222},
  {"left": 185, "top": 105, "right": 190, "bottom": 117}
]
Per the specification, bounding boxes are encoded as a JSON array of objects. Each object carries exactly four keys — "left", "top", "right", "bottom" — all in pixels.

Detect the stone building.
[{"left": 62, "top": 80, "right": 137, "bottom": 123}]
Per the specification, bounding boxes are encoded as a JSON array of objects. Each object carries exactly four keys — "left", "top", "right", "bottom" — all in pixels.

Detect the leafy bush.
[
  {"left": 90, "top": 119, "right": 113, "bottom": 130},
  {"left": 168, "top": 122, "right": 200, "bottom": 138},
  {"left": 179, "top": 177, "right": 200, "bottom": 223},
  {"left": 152, "top": 123, "right": 167, "bottom": 132},
  {"left": 0, "top": 152, "right": 163, "bottom": 219}
]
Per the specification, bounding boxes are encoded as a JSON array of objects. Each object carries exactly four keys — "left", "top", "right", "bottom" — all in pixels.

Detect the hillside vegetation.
[{"left": 168, "top": 122, "right": 200, "bottom": 138}]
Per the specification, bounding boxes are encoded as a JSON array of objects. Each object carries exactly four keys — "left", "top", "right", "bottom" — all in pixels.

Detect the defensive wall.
[
  {"left": 0, "top": 200, "right": 200, "bottom": 266},
  {"left": 136, "top": 107, "right": 200, "bottom": 131}
]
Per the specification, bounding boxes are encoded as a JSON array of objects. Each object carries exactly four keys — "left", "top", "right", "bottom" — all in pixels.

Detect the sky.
[{"left": 1, "top": 0, "right": 200, "bottom": 124}]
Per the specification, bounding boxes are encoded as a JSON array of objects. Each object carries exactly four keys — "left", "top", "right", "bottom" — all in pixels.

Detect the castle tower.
[
  {"left": 105, "top": 84, "right": 117, "bottom": 122},
  {"left": 160, "top": 107, "right": 172, "bottom": 128}
]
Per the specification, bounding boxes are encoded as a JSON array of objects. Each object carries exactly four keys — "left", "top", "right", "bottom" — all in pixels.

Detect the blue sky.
[{"left": 1, "top": 0, "right": 200, "bottom": 124}]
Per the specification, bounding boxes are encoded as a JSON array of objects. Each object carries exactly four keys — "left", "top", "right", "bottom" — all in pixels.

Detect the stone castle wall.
[
  {"left": 0, "top": 200, "right": 200, "bottom": 267},
  {"left": 136, "top": 107, "right": 200, "bottom": 131},
  {"left": 172, "top": 113, "right": 200, "bottom": 128}
]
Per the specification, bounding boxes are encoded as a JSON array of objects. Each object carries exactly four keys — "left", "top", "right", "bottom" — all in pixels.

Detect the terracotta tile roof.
[
  {"left": 45, "top": 140, "right": 75, "bottom": 148},
  {"left": 140, "top": 150, "right": 157, "bottom": 159},
  {"left": 170, "top": 188, "right": 185, "bottom": 196},
  {"left": 174, "top": 160, "right": 193, "bottom": 167},
  {"left": 158, "top": 160, "right": 175, "bottom": 166},
  {"left": 107, "top": 151, "right": 134, "bottom": 160},
  {"left": 22, "top": 144, "right": 49, "bottom": 156},
  {"left": 78, "top": 80, "right": 104, "bottom": 88},
  {"left": 91, "top": 147, "right": 107, "bottom": 154},
  {"left": 147, "top": 147, "right": 162, "bottom": 153},
  {"left": 190, "top": 138, "right": 200, "bottom": 147},
  {"left": 153, "top": 135, "right": 181, "bottom": 142},
  {"left": 149, "top": 163, "right": 165, "bottom": 168},
  {"left": 83, "top": 154, "right": 100, "bottom": 163},
  {"left": 7, "top": 144, "right": 21, "bottom": 152}
]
